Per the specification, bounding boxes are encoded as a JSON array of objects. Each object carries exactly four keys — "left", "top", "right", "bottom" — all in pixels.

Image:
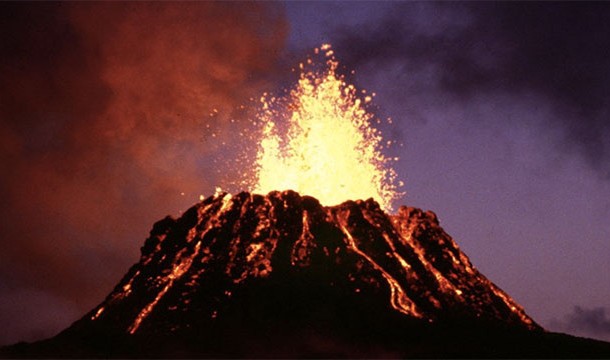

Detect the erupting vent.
[{"left": 252, "top": 44, "right": 400, "bottom": 212}]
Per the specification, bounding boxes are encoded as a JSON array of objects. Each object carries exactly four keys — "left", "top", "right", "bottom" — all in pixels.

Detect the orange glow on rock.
[{"left": 253, "top": 44, "right": 401, "bottom": 212}]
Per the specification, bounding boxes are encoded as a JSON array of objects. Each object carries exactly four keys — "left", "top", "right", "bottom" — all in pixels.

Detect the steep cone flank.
[
  {"left": 5, "top": 191, "right": 610, "bottom": 358},
  {"left": 85, "top": 191, "right": 535, "bottom": 335}
]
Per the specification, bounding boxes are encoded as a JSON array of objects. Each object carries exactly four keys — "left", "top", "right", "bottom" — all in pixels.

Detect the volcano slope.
[{"left": 3, "top": 191, "right": 610, "bottom": 358}]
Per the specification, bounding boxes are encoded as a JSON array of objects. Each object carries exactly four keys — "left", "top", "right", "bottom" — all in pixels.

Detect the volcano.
[{"left": 3, "top": 191, "right": 610, "bottom": 358}]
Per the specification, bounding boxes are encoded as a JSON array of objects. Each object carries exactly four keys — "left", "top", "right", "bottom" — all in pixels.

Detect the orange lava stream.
[
  {"left": 128, "top": 241, "right": 201, "bottom": 334},
  {"left": 253, "top": 44, "right": 401, "bottom": 212},
  {"left": 333, "top": 210, "right": 422, "bottom": 318}
]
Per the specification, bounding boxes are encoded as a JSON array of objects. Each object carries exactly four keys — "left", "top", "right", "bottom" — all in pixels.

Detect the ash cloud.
[
  {"left": 332, "top": 2, "right": 610, "bottom": 177},
  {"left": 0, "top": 2, "right": 286, "bottom": 345},
  {"left": 550, "top": 306, "right": 610, "bottom": 342}
]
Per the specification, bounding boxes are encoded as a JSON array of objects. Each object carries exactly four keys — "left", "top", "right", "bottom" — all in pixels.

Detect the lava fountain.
[{"left": 252, "top": 44, "right": 401, "bottom": 212}]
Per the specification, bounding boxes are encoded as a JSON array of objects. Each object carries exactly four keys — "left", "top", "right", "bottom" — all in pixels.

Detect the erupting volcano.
[{"left": 3, "top": 45, "right": 610, "bottom": 358}]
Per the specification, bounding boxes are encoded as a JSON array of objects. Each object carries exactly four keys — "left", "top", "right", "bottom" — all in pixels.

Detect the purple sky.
[{"left": 1, "top": 2, "right": 610, "bottom": 345}]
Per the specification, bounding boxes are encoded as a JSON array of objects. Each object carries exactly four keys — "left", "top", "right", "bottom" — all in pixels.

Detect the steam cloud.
[{"left": 0, "top": 2, "right": 286, "bottom": 345}]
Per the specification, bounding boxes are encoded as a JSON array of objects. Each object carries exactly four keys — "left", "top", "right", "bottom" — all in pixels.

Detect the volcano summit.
[{"left": 4, "top": 191, "right": 610, "bottom": 358}]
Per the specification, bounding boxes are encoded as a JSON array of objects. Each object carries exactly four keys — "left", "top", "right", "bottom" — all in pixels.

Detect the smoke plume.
[
  {"left": 332, "top": 2, "right": 610, "bottom": 177},
  {"left": 0, "top": 2, "right": 286, "bottom": 345}
]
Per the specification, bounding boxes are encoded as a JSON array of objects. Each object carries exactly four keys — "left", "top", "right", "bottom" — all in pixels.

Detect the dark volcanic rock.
[{"left": 3, "top": 191, "right": 610, "bottom": 358}]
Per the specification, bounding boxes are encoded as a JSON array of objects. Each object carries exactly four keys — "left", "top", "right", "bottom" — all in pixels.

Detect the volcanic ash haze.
[{"left": 0, "top": 1, "right": 286, "bottom": 346}]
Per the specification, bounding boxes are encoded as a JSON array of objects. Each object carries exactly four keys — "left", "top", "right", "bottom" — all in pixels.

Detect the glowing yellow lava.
[{"left": 253, "top": 44, "right": 400, "bottom": 211}]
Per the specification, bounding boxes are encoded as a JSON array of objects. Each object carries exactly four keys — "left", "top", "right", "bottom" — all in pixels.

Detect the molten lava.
[{"left": 253, "top": 44, "right": 400, "bottom": 212}]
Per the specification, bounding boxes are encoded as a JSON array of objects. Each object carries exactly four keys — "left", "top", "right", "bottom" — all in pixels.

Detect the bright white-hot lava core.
[{"left": 253, "top": 44, "right": 401, "bottom": 212}]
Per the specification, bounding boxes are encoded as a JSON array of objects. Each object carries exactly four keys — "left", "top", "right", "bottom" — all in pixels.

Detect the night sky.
[{"left": 1, "top": 2, "right": 610, "bottom": 345}]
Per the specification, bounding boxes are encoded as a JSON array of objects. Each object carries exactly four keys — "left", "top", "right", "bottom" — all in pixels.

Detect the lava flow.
[
  {"left": 253, "top": 44, "right": 400, "bottom": 212},
  {"left": 79, "top": 191, "right": 537, "bottom": 342}
]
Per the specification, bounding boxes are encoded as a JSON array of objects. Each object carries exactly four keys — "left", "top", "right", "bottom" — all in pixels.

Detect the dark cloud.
[
  {"left": 0, "top": 2, "right": 286, "bottom": 345},
  {"left": 332, "top": 2, "right": 610, "bottom": 176},
  {"left": 550, "top": 306, "right": 610, "bottom": 341}
]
